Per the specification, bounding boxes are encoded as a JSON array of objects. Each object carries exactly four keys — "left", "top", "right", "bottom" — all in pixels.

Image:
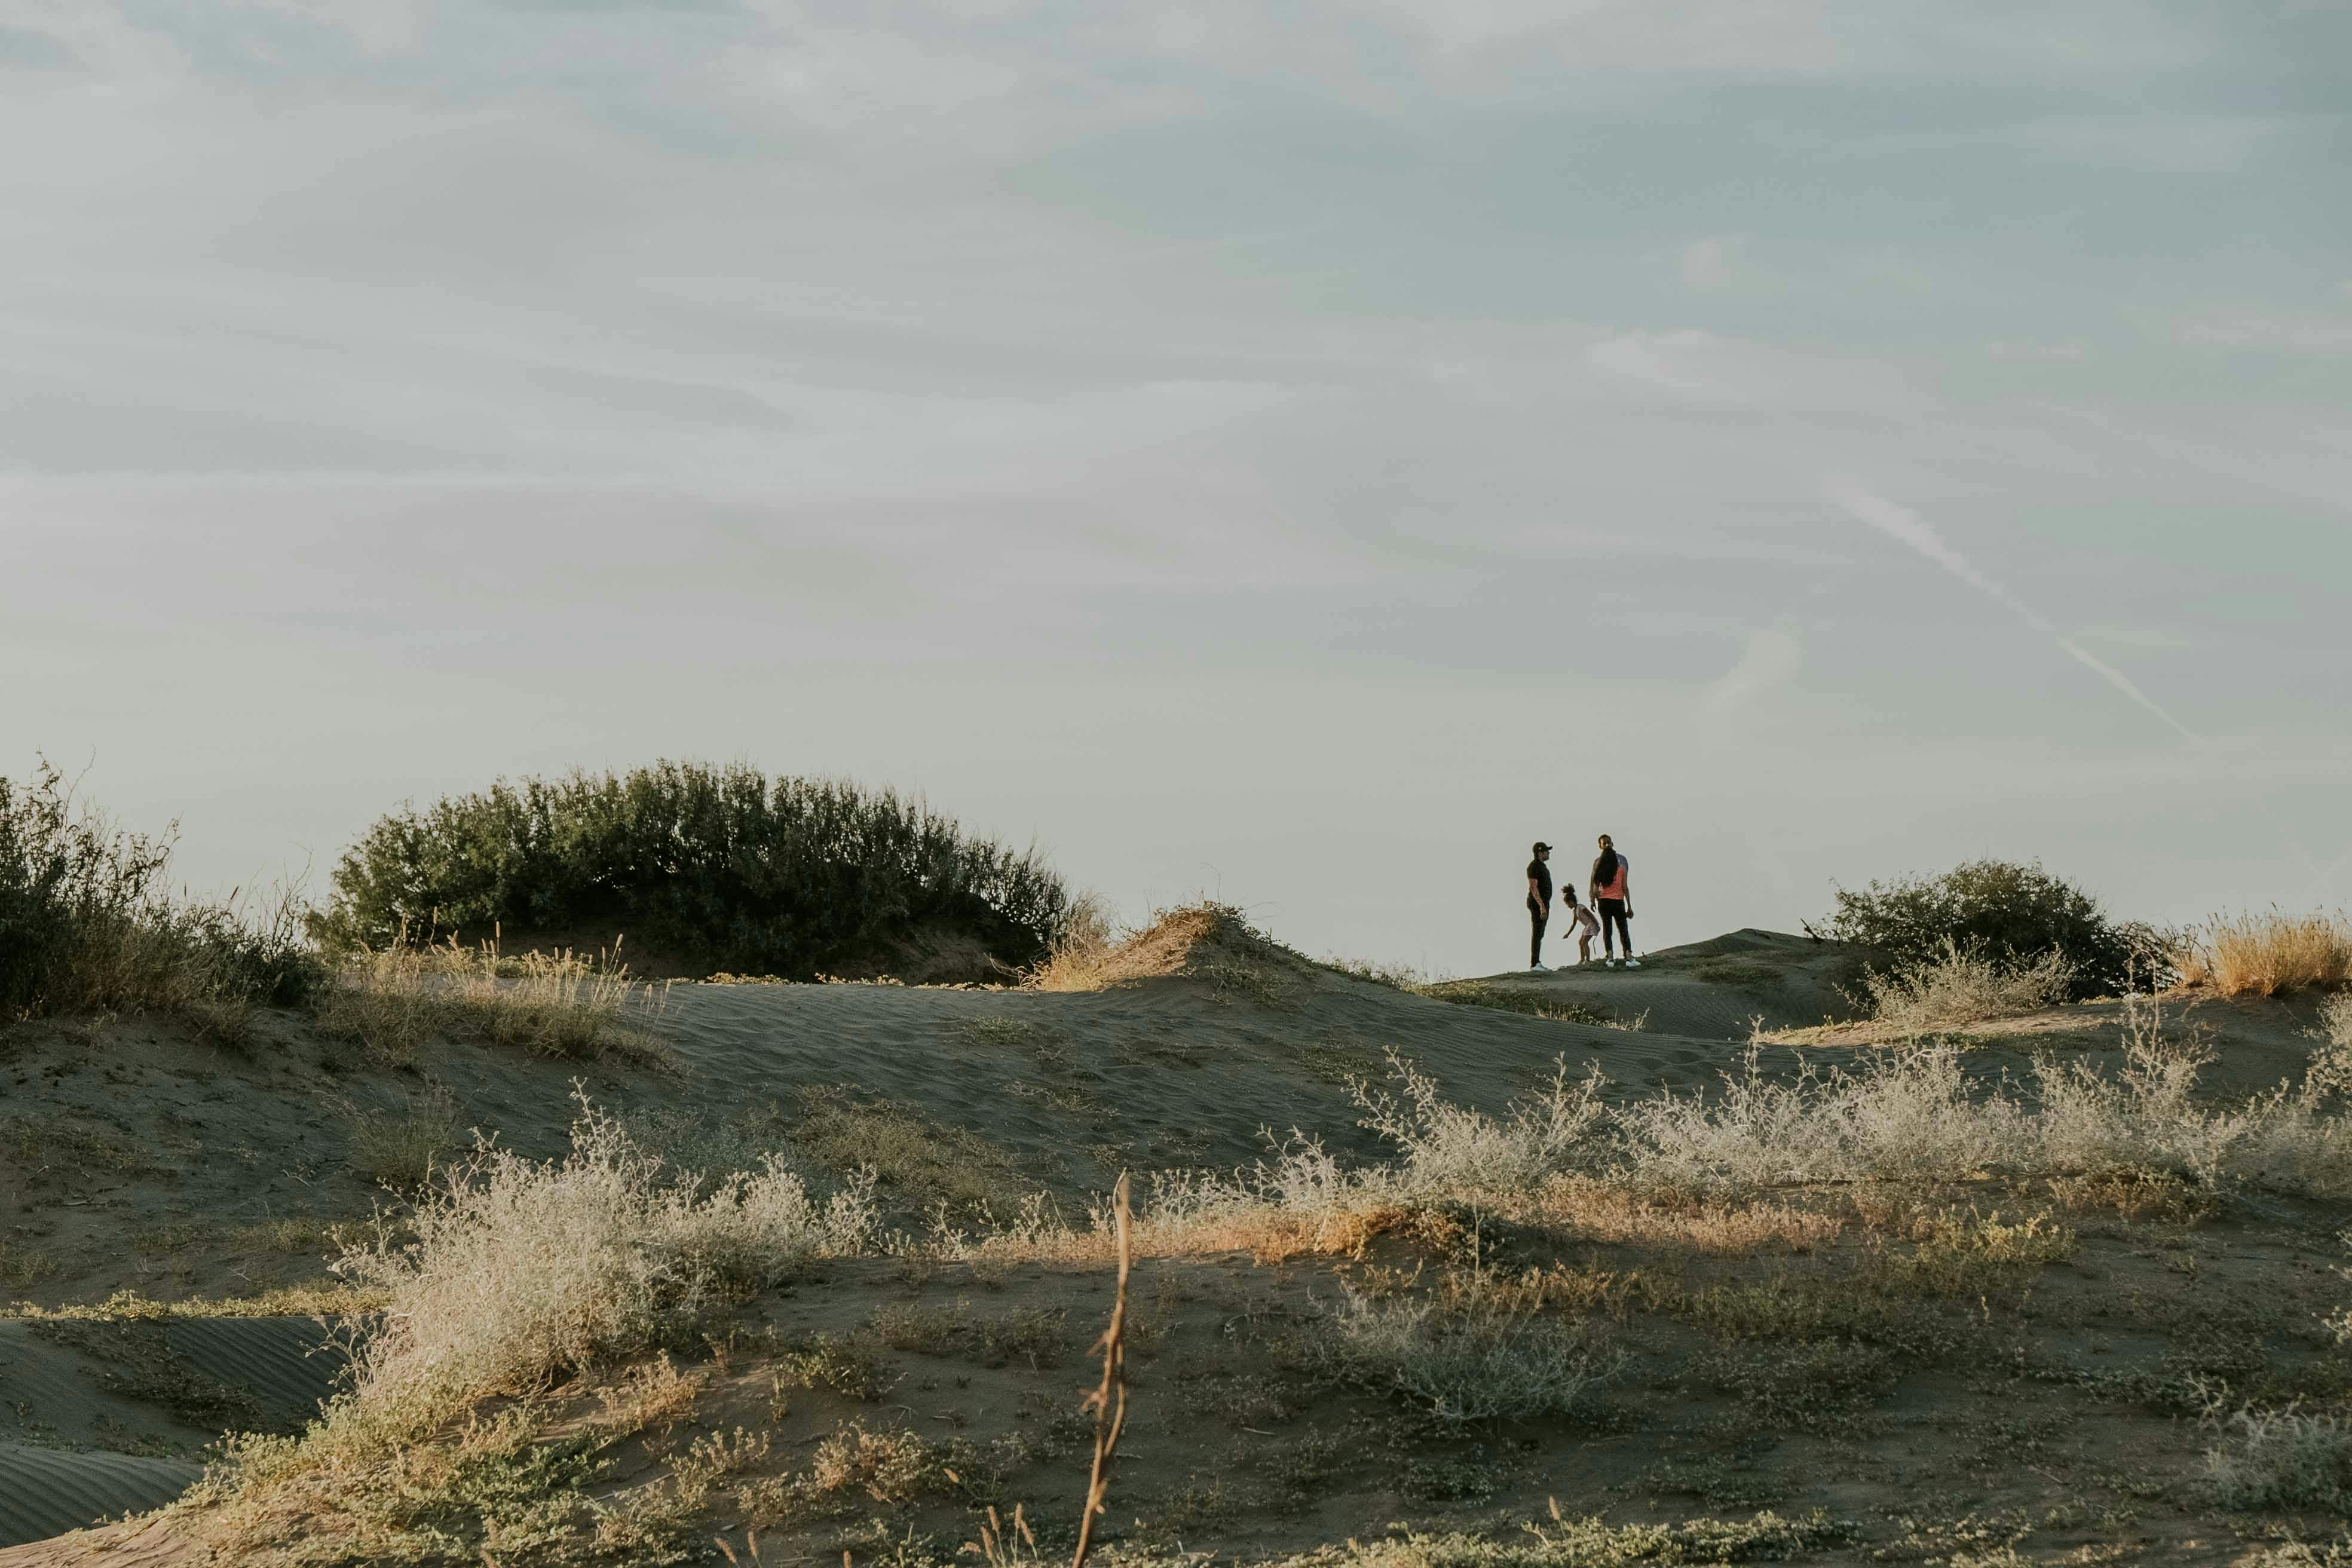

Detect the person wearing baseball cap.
[{"left": 1525, "top": 841, "right": 1554, "bottom": 971}]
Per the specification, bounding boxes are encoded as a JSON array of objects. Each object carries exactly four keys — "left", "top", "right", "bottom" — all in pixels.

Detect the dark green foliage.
[
  {"left": 314, "top": 760, "right": 1070, "bottom": 979},
  {"left": 0, "top": 761, "right": 318, "bottom": 1017},
  {"left": 1821, "top": 859, "right": 2170, "bottom": 999}
]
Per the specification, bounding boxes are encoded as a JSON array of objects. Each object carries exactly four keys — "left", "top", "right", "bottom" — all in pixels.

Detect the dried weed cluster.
[
  {"left": 2176, "top": 909, "right": 2352, "bottom": 998},
  {"left": 185, "top": 1095, "right": 878, "bottom": 1561},
  {"left": 1122, "top": 999, "right": 2352, "bottom": 1271},
  {"left": 1855, "top": 936, "right": 2075, "bottom": 1032},
  {"left": 1025, "top": 901, "right": 1309, "bottom": 1003},
  {"left": 315, "top": 932, "right": 672, "bottom": 1067},
  {"left": 338, "top": 1089, "right": 876, "bottom": 1414}
]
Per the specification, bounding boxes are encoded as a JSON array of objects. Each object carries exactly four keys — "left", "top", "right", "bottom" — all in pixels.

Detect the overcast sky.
[{"left": 4, "top": 1, "right": 2348, "bottom": 976}]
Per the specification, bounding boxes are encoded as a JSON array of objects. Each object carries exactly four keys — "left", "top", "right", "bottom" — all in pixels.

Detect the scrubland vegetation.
[
  {"left": 13, "top": 774, "right": 2352, "bottom": 1567},
  {"left": 313, "top": 761, "right": 1071, "bottom": 979},
  {"left": 1823, "top": 858, "right": 2171, "bottom": 1000},
  {"left": 0, "top": 762, "right": 316, "bottom": 1029},
  {"left": 153, "top": 988, "right": 2352, "bottom": 1564}
]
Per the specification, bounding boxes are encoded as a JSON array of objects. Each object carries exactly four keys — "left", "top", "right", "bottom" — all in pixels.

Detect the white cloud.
[
  {"left": 1679, "top": 234, "right": 1751, "bottom": 293},
  {"left": 1826, "top": 479, "right": 2199, "bottom": 742},
  {"left": 1989, "top": 338, "right": 2088, "bottom": 362},
  {"left": 2183, "top": 314, "right": 2352, "bottom": 353},
  {"left": 1703, "top": 623, "right": 1805, "bottom": 718},
  {"left": 2072, "top": 622, "right": 2196, "bottom": 651},
  {"left": 1586, "top": 330, "right": 1738, "bottom": 399}
]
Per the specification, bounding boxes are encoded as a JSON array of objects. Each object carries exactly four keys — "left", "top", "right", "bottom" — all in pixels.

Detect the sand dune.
[
  {"left": 0, "top": 1445, "right": 200, "bottom": 1554},
  {"left": 0, "top": 1318, "right": 344, "bottom": 1549},
  {"left": 1469, "top": 927, "right": 1860, "bottom": 1038},
  {"left": 0, "top": 915, "right": 2337, "bottom": 1558}
]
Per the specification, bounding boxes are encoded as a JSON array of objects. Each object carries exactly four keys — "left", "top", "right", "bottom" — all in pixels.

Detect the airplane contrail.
[{"left": 1826, "top": 479, "right": 2200, "bottom": 742}]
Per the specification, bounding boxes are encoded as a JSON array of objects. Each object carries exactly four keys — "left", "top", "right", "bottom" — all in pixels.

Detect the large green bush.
[
  {"left": 314, "top": 761, "right": 1070, "bottom": 978},
  {"left": 1820, "top": 859, "right": 2169, "bottom": 1000},
  {"left": 0, "top": 762, "right": 317, "bottom": 1017}
]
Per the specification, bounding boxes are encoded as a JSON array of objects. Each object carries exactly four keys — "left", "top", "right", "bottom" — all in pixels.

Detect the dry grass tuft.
[
  {"left": 2176, "top": 909, "right": 2352, "bottom": 998},
  {"left": 1856, "top": 937, "right": 2074, "bottom": 1032},
  {"left": 1417, "top": 981, "right": 1627, "bottom": 1028},
  {"left": 345, "top": 1085, "right": 462, "bottom": 1190},
  {"left": 1531, "top": 1180, "right": 1844, "bottom": 1254},
  {"left": 2206, "top": 1393, "right": 2352, "bottom": 1514},
  {"left": 792, "top": 1086, "right": 1038, "bottom": 1217},
  {"left": 1026, "top": 901, "right": 1304, "bottom": 998},
  {"left": 1022, "top": 892, "right": 1124, "bottom": 991},
  {"left": 1316, "top": 1272, "right": 1618, "bottom": 1425},
  {"left": 315, "top": 930, "right": 671, "bottom": 1067}
]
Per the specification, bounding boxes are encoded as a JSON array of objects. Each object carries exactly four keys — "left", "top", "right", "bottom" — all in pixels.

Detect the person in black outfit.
[{"left": 1526, "top": 841, "right": 1553, "bottom": 970}]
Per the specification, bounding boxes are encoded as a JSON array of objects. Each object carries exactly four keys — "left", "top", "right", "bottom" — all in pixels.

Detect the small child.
[{"left": 1566, "top": 895, "right": 1600, "bottom": 964}]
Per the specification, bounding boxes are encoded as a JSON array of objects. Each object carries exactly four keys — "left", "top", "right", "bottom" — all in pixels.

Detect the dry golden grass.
[
  {"left": 1023, "top": 892, "right": 1125, "bottom": 991},
  {"left": 1025, "top": 901, "right": 1302, "bottom": 997},
  {"left": 2175, "top": 909, "right": 2352, "bottom": 997},
  {"left": 315, "top": 932, "right": 671, "bottom": 1067}
]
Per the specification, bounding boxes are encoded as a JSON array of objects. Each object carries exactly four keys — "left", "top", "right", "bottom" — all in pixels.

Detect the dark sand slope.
[
  {"left": 0, "top": 965, "right": 1739, "bottom": 1314},
  {"left": 1471, "top": 928, "right": 1861, "bottom": 1039},
  {"left": 0, "top": 1445, "right": 200, "bottom": 1552},
  {"left": 0, "top": 1318, "right": 344, "bottom": 1548},
  {"left": 658, "top": 963, "right": 1747, "bottom": 1197}
]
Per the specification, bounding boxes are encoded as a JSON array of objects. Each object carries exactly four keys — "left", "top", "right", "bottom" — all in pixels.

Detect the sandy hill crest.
[{"left": 1, "top": 906, "right": 2344, "bottom": 1564}]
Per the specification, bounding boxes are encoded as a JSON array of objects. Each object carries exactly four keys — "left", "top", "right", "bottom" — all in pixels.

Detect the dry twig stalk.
[{"left": 1071, "top": 1171, "right": 1132, "bottom": 1568}]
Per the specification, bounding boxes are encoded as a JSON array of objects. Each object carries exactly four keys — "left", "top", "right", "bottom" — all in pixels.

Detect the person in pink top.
[{"left": 1588, "top": 833, "right": 1639, "bottom": 968}]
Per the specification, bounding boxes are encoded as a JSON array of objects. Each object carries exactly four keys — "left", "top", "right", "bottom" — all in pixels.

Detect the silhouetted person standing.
[
  {"left": 1589, "top": 832, "right": 1639, "bottom": 967},
  {"left": 1526, "top": 841, "right": 1553, "bottom": 972}
]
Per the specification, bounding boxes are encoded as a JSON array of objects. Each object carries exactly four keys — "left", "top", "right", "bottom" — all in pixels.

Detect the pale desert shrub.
[
  {"left": 1530, "top": 1181, "right": 1845, "bottom": 1254},
  {"left": 335, "top": 1089, "right": 876, "bottom": 1420},
  {"left": 1118, "top": 1054, "right": 1612, "bottom": 1261},
  {"left": 2323, "top": 993, "right": 2352, "bottom": 1053},
  {"left": 1353, "top": 1049, "right": 1610, "bottom": 1193},
  {"left": 1317, "top": 1285, "right": 1616, "bottom": 1425},
  {"left": 2207, "top": 1398, "right": 2352, "bottom": 1513},
  {"left": 1616, "top": 1043, "right": 2026, "bottom": 1199},
  {"left": 1043, "top": 1018, "right": 2352, "bottom": 1270},
  {"left": 2177, "top": 910, "right": 2352, "bottom": 998},
  {"left": 1858, "top": 938, "right": 2074, "bottom": 1032},
  {"left": 2036, "top": 997, "right": 2352, "bottom": 1198}
]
